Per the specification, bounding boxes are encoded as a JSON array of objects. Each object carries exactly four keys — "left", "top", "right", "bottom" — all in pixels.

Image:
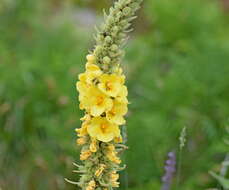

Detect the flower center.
[
  {"left": 109, "top": 108, "right": 116, "bottom": 116},
  {"left": 100, "top": 123, "right": 108, "bottom": 133},
  {"left": 96, "top": 96, "right": 104, "bottom": 105},
  {"left": 106, "top": 82, "right": 113, "bottom": 91}
]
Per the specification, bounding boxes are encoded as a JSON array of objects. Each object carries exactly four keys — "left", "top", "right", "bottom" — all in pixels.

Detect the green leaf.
[{"left": 210, "top": 171, "right": 229, "bottom": 190}]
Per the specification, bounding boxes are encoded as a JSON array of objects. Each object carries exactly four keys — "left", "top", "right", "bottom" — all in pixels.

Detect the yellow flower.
[
  {"left": 114, "top": 136, "right": 123, "bottom": 143},
  {"left": 76, "top": 137, "right": 87, "bottom": 145},
  {"left": 89, "top": 138, "right": 97, "bottom": 152},
  {"left": 116, "top": 85, "right": 128, "bottom": 104},
  {"left": 107, "top": 144, "right": 115, "bottom": 151},
  {"left": 75, "top": 122, "right": 88, "bottom": 137},
  {"left": 113, "top": 66, "right": 123, "bottom": 75},
  {"left": 78, "top": 67, "right": 101, "bottom": 85},
  {"left": 106, "top": 149, "right": 121, "bottom": 164},
  {"left": 80, "top": 150, "right": 92, "bottom": 160},
  {"left": 80, "top": 114, "right": 91, "bottom": 122},
  {"left": 111, "top": 172, "right": 119, "bottom": 181},
  {"left": 87, "top": 117, "right": 120, "bottom": 142},
  {"left": 79, "top": 86, "right": 113, "bottom": 116},
  {"left": 85, "top": 62, "right": 102, "bottom": 75},
  {"left": 111, "top": 172, "right": 120, "bottom": 187},
  {"left": 111, "top": 181, "right": 120, "bottom": 187},
  {"left": 77, "top": 60, "right": 101, "bottom": 87},
  {"left": 95, "top": 164, "right": 106, "bottom": 177},
  {"left": 98, "top": 74, "right": 124, "bottom": 97},
  {"left": 76, "top": 80, "right": 89, "bottom": 96},
  {"left": 86, "top": 180, "right": 96, "bottom": 190},
  {"left": 106, "top": 100, "right": 128, "bottom": 125}
]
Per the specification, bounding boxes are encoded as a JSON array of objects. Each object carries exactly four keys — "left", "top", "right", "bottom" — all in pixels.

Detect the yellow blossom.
[
  {"left": 116, "top": 85, "right": 128, "bottom": 104},
  {"left": 113, "top": 66, "right": 123, "bottom": 75},
  {"left": 106, "top": 149, "right": 121, "bottom": 164},
  {"left": 114, "top": 136, "right": 123, "bottom": 143},
  {"left": 80, "top": 150, "right": 92, "bottom": 160},
  {"left": 89, "top": 138, "right": 97, "bottom": 152},
  {"left": 85, "top": 65, "right": 102, "bottom": 84},
  {"left": 86, "top": 180, "right": 96, "bottom": 190},
  {"left": 76, "top": 79, "right": 89, "bottom": 96},
  {"left": 98, "top": 74, "right": 125, "bottom": 97},
  {"left": 111, "top": 172, "right": 120, "bottom": 187},
  {"left": 80, "top": 114, "right": 91, "bottom": 122},
  {"left": 78, "top": 69, "right": 101, "bottom": 85},
  {"left": 111, "top": 181, "right": 120, "bottom": 187},
  {"left": 95, "top": 164, "right": 106, "bottom": 177},
  {"left": 106, "top": 100, "right": 128, "bottom": 125},
  {"left": 111, "top": 172, "right": 119, "bottom": 181},
  {"left": 77, "top": 62, "right": 101, "bottom": 87},
  {"left": 107, "top": 144, "right": 115, "bottom": 151},
  {"left": 75, "top": 122, "right": 88, "bottom": 137},
  {"left": 78, "top": 86, "right": 113, "bottom": 116},
  {"left": 87, "top": 117, "right": 120, "bottom": 142},
  {"left": 76, "top": 137, "right": 87, "bottom": 145},
  {"left": 85, "top": 62, "right": 101, "bottom": 75}
]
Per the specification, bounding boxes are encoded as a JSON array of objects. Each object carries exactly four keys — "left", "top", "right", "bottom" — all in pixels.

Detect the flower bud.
[
  {"left": 103, "top": 56, "right": 111, "bottom": 64},
  {"left": 111, "top": 44, "right": 118, "bottom": 51},
  {"left": 123, "top": 7, "right": 131, "bottom": 16},
  {"left": 86, "top": 54, "right": 95, "bottom": 63},
  {"left": 105, "top": 36, "right": 112, "bottom": 43}
]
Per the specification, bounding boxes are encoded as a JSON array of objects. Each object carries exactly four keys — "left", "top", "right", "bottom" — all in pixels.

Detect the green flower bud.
[
  {"left": 111, "top": 44, "right": 118, "bottom": 51},
  {"left": 103, "top": 56, "right": 111, "bottom": 64},
  {"left": 130, "top": 2, "right": 139, "bottom": 11},
  {"left": 112, "top": 26, "right": 119, "bottom": 33},
  {"left": 105, "top": 36, "right": 112, "bottom": 43},
  {"left": 95, "top": 45, "right": 103, "bottom": 54},
  {"left": 123, "top": 7, "right": 131, "bottom": 16},
  {"left": 120, "top": 20, "right": 128, "bottom": 26}
]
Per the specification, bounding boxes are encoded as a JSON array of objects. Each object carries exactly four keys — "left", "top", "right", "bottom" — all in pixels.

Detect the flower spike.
[{"left": 72, "top": 0, "right": 142, "bottom": 189}]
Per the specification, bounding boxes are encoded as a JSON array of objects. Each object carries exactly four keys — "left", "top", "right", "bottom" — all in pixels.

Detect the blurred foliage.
[{"left": 0, "top": 0, "right": 228, "bottom": 190}]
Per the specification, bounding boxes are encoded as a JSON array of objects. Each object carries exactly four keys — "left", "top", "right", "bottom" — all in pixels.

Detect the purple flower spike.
[{"left": 161, "top": 151, "right": 176, "bottom": 190}]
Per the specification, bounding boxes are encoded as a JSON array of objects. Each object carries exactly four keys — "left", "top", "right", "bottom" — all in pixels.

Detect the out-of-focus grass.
[{"left": 0, "top": 0, "right": 228, "bottom": 190}]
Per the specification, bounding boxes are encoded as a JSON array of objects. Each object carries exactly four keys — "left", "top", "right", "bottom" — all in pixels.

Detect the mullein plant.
[{"left": 68, "top": 0, "right": 142, "bottom": 189}]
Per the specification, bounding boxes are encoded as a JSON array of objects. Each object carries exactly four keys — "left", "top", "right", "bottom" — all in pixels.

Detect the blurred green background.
[{"left": 0, "top": 0, "right": 229, "bottom": 189}]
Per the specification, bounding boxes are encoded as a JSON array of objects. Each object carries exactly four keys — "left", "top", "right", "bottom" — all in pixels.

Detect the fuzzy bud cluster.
[{"left": 93, "top": 0, "right": 142, "bottom": 73}]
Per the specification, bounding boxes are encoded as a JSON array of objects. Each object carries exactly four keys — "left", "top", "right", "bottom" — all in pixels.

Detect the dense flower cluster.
[
  {"left": 76, "top": 54, "right": 128, "bottom": 143},
  {"left": 74, "top": 54, "right": 128, "bottom": 189}
]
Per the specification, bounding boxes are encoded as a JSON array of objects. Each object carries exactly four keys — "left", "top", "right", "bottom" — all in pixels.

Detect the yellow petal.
[
  {"left": 97, "top": 132, "right": 114, "bottom": 142},
  {"left": 87, "top": 117, "right": 120, "bottom": 142},
  {"left": 90, "top": 105, "right": 105, "bottom": 116},
  {"left": 107, "top": 114, "right": 126, "bottom": 125}
]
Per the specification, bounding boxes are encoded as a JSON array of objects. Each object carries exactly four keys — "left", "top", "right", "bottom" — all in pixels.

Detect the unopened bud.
[
  {"left": 103, "top": 56, "right": 111, "bottom": 64},
  {"left": 105, "top": 36, "right": 112, "bottom": 43},
  {"left": 123, "top": 7, "right": 131, "bottom": 16},
  {"left": 111, "top": 44, "right": 118, "bottom": 51}
]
